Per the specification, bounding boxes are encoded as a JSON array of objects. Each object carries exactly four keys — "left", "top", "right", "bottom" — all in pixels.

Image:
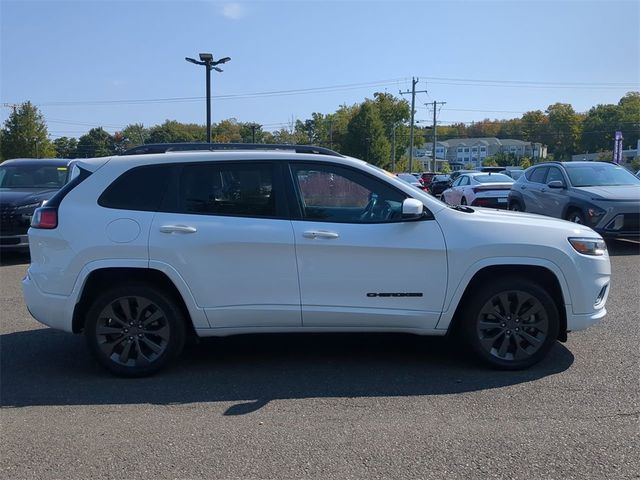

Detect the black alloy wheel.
[
  {"left": 85, "top": 284, "right": 186, "bottom": 377},
  {"left": 462, "top": 277, "right": 559, "bottom": 369}
]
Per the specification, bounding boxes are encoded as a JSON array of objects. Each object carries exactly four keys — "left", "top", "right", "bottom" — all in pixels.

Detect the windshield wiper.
[{"left": 449, "top": 205, "right": 474, "bottom": 213}]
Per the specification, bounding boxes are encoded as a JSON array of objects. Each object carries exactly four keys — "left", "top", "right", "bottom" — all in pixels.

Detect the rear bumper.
[
  {"left": 0, "top": 234, "right": 29, "bottom": 250},
  {"left": 22, "top": 272, "right": 74, "bottom": 332}
]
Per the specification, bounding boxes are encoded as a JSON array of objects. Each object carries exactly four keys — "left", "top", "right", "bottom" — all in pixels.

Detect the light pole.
[{"left": 185, "top": 53, "right": 231, "bottom": 143}]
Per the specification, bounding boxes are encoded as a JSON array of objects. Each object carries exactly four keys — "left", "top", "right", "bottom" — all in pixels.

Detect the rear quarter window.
[{"left": 98, "top": 164, "right": 173, "bottom": 211}]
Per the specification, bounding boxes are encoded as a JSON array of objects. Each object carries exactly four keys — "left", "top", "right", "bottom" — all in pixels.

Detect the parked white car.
[
  {"left": 443, "top": 172, "right": 514, "bottom": 209},
  {"left": 23, "top": 145, "right": 610, "bottom": 376}
]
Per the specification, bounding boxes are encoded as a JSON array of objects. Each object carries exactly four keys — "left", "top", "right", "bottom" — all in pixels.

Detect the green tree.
[
  {"left": 52, "top": 137, "right": 78, "bottom": 158},
  {"left": 239, "top": 122, "right": 265, "bottom": 143},
  {"left": 343, "top": 101, "right": 390, "bottom": 167},
  {"left": 440, "top": 162, "right": 451, "bottom": 174},
  {"left": 581, "top": 103, "right": 620, "bottom": 153},
  {"left": 0, "top": 101, "right": 55, "bottom": 160},
  {"left": 546, "top": 103, "right": 582, "bottom": 160},
  {"left": 521, "top": 110, "right": 548, "bottom": 144},
  {"left": 482, "top": 158, "right": 498, "bottom": 167},
  {"left": 148, "top": 120, "right": 205, "bottom": 143},
  {"left": 617, "top": 92, "right": 640, "bottom": 149},
  {"left": 519, "top": 158, "right": 531, "bottom": 169},
  {"left": 120, "top": 123, "right": 149, "bottom": 149},
  {"left": 76, "top": 127, "right": 114, "bottom": 157}
]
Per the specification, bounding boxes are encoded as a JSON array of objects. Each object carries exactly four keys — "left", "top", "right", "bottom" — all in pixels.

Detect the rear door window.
[{"left": 171, "top": 162, "right": 282, "bottom": 218}]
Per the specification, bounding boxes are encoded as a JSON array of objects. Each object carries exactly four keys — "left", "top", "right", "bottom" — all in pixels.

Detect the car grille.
[
  {"left": 0, "top": 205, "right": 26, "bottom": 236},
  {"left": 604, "top": 213, "right": 640, "bottom": 234}
]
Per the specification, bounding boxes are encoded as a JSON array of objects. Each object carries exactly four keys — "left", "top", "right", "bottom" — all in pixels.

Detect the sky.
[{"left": 1, "top": 0, "right": 639, "bottom": 139}]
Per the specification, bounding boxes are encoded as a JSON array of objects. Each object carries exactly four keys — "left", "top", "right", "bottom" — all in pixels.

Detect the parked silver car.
[{"left": 508, "top": 161, "right": 640, "bottom": 238}]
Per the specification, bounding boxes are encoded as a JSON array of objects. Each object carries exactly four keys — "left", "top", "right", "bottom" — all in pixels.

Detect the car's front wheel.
[
  {"left": 85, "top": 283, "right": 186, "bottom": 377},
  {"left": 461, "top": 277, "right": 559, "bottom": 369},
  {"left": 566, "top": 209, "right": 585, "bottom": 224}
]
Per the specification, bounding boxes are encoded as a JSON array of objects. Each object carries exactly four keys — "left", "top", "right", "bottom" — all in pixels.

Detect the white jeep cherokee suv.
[{"left": 22, "top": 145, "right": 610, "bottom": 376}]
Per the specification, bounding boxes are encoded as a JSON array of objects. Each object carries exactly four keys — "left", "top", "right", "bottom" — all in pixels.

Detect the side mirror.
[
  {"left": 402, "top": 198, "right": 424, "bottom": 220},
  {"left": 547, "top": 180, "right": 565, "bottom": 189}
]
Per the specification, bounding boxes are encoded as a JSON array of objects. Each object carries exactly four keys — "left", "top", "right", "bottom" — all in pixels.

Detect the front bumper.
[{"left": 592, "top": 204, "right": 640, "bottom": 238}]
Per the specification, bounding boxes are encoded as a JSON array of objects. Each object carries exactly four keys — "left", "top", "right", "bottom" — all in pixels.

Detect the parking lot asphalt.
[{"left": 1, "top": 240, "right": 638, "bottom": 480}]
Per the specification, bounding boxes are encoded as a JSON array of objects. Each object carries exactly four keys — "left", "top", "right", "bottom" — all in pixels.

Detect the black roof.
[
  {"left": 121, "top": 142, "right": 344, "bottom": 157},
  {"left": 1, "top": 158, "right": 70, "bottom": 167}
]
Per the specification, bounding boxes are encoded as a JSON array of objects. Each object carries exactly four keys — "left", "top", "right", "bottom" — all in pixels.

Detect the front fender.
[{"left": 435, "top": 256, "right": 571, "bottom": 330}]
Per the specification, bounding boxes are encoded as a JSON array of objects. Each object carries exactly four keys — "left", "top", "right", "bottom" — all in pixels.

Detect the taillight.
[{"left": 31, "top": 207, "right": 58, "bottom": 229}]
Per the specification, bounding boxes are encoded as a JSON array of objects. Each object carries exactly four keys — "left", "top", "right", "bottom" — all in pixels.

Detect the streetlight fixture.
[{"left": 185, "top": 53, "right": 231, "bottom": 143}]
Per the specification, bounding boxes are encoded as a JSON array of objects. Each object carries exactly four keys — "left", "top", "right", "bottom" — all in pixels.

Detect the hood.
[
  {"left": 576, "top": 185, "right": 640, "bottom": 201},
  {"left": 0, "top": 188, "right": 59, "bottom": 207},
  {"left": 468, "top": 207, "right": 598, "bottom": 237}
]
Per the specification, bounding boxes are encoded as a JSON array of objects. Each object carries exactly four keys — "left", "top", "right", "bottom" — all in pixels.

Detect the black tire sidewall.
[
  {"left": 462, "top": 277, "right": 560, "bottom": 370},
  {"left": 85, "top": 283, "right": 186, "bottom": 377},
  {"left": 567, "top": 210, "right": 585, "bottom": 224}
]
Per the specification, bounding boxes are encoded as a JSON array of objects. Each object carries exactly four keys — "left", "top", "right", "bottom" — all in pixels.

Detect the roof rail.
[{"left": 120, "top": 142, "right": 344, "bottom": 157}]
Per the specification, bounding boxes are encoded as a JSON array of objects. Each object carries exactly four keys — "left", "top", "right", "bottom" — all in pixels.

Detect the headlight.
[{"left": 568, "top": 237, "right": 607, "bottom": 256}]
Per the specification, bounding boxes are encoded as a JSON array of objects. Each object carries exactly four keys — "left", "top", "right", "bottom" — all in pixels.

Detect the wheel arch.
[
  {"left": 441, "top": 263, "right": 568, "bottom": 342},
  {"left": 72, "top": 266, "right": 204, "bottom": 335}
]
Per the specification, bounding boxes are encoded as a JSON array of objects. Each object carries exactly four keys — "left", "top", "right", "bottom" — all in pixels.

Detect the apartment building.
[{"left": 415, "top": 138, "right": 546, "bottom": 169}]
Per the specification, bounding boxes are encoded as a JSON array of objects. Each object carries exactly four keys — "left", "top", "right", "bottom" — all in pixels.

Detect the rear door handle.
[
  {"left": 160, "top": 225, "right": 197, "bottom": 234},
  {"left": 303, "top": 230, "right": 339, "bottom": 239}
]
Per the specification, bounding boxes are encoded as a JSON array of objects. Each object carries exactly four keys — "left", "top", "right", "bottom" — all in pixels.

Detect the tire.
[
  {"left": 566, "top": 209, "right": 585, "bottom": 224},
  {"left": 85, "top": 283, "right": 186, "bottom": 377},
  {"left": 461, "top": 197, "right": 467, "bottom": 205},
  {"left": 461, "top": 277, "right": 559, "bottom": 370},
  {"left": 509, "top": 200, "right": 522, "bottom": 212}
]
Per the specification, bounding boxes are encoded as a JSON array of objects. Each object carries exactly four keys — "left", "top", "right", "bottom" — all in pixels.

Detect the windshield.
[
  {"left": 473, "top": 173, "right": 514, "bottom": 183},
  {"left": 0, "top": 164, "right": 68, "bottom": 189},
  {"left": 565, "top": 164, "right": 640, "bottom": 187}
]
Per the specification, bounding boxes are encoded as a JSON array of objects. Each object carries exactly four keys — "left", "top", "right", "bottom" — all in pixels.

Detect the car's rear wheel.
[
  {"left": 509, "top": 200, "right": 522, "bottom": 211},
  {"left": 461, "top": 277, "right": 559, "bottom": 369},
  {"left": 85, "top": 283, "right": 186, "bottom": 377},
  {"left": 461, "top": 197, "right": 467, "bottom": 205}
]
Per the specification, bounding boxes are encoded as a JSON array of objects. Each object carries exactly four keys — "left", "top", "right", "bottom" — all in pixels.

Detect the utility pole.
[
  {"left": 250, "top": 124, "right": 258, "bottom": 143},
  {"left": 428, "top": 100, "right": 446, "bottom": 171},
  {"left": 399, "top": 78, "right": 427, "bottom": 173},
  {"left": 392, "top": 123, "right": 398, "bottom": 172}
]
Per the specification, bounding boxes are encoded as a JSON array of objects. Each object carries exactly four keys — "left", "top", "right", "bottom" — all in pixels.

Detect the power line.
[
  {"left": 417, "top": 75, "right": 638, "bottom": 87},
  {"left": 20, "top": 78, "right": 408, "bottom": 107}
]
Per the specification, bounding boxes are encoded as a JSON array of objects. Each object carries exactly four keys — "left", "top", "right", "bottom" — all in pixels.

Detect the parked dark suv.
[
  {"left": 0, "top": 158, "right": 70, "bottom": 249},
  {"left": 508, "top": 161, "right": 640, "bottom": 238}
]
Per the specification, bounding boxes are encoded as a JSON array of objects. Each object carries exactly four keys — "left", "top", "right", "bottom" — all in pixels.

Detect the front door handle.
[
  {"left": 303, "top": 230, "right": 339, "bottom": 240},
  {"left": 160, "top": 225, "right": 197, "bottom": 234}
]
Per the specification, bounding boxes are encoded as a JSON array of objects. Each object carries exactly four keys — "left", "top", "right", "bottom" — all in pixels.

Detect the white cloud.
[{"left": 221, "top": 3, "right": 246, "bottom": 20}]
